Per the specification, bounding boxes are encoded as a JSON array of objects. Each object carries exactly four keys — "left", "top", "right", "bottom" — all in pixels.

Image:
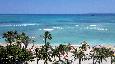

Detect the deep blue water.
[{"left": 0, "top": 14, "right": 115, "bottom": 45}]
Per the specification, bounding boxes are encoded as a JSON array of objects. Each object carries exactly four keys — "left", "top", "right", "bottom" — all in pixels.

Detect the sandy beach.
[
  {"left": 1, "top": 42, "right": 114, "bottom": 64},
  {"left": 26, "top": 43, "right": 115, "bottom": 64}
]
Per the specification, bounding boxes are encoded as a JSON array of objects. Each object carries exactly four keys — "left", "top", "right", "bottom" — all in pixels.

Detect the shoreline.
[
  {"left": 0, "top": 42, "right": 115, "bottom": 64},
  {"left": 0, "top": 42, "right": 114, "bottom": 48}
]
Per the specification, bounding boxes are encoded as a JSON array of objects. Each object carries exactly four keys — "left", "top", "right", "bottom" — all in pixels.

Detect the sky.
[{"left": 0, "top": 0, "right": 115, "bottom": 14}]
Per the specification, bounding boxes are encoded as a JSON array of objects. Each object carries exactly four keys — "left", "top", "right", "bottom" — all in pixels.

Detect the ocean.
[{"left": 0, "top": 14, "right": 115, "bottom": 45}]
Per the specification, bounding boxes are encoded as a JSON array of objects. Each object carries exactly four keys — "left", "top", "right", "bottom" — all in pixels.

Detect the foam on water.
[
  {"left": 75, "top": 25, "right": 79, "bottom": 27},
  {"left": 89, "top": 25, "right": 97, "bottom": 27},
  {"left": 0, "top": 23, "right": 40, "bottom": 27},
  {"left": 85, "top": 26, "right": 108, "bottom": 31},
  {"left": 53, "top": 27, "right": 63, "bottom": 29},
  {"left": 43, "top": 28, "right": 54, "bottom": 31}
]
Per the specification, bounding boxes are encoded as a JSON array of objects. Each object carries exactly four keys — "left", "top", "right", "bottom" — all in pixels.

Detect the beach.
[
  {"left": 28, "top": 43, "right": 115, "bottom": 64},
  {"left": 1, "top": 42, "right": 115, "bottom": 64}
]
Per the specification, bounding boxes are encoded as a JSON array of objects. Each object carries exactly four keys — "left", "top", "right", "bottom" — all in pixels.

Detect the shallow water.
[{"left": 0, "top": 14, "right": 115, "bottom": 45}]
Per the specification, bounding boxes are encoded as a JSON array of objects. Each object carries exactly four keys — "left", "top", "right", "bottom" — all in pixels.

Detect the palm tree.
[
  {"left": 91, "top": 46, "right": 109, "bottom": 64},
  {"left": 80, "top": 41, "right": 90, "bottom": 51},
  {"left": 21, "top": 32, "right": 31, "bottom": 48},
  {"left": 43, "top": 31, "right": 52, "bottom": 45},
  {"left": 43, "top": 31, "right": 52, "bottom": 64},
  {"left": 16, "top": 32, "right": 31, "bottom": 48},
  {"left": 110, "top": 51, "right": 114, "bottom": 64},
  {"left": 72, "top": 48, "right": 85, "bottom": 64},
  {"left": 35, "top": 45, "right": 53, "bottom": 64},
  {"left": 38, "top": 45, "right": 52, "bottom": 64},
  {"left": 52, "top": 44, "right": 71, "bottom": 64},
  {"left": 106, "top": 48, "right": 114, "bottom": 64},
  {"left": 2, "top": 31, "right": 17, "bottom": 45},
  {"left": 35, "top": 48, "right": 40, "bottom": 64},
  {"left": 52, "top": 46, "right": 60, "bottom": 62},
  {"left": 35, "top": 31, "right": 53, "bottom": 64},
  {"left": 57, "top": 44, "right": 67, "bottom": 61},
  {"left": 89, "top": 49, "right": 95, "bottom": 64}
]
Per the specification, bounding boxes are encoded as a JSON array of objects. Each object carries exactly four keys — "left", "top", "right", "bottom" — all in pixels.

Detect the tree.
[
  {"left": 35, "top": 48, "right": 40, "bottom": 64},
  {"left": 80, "top": 41, "right": 90, "bottom": 51},
  {"left": 57, "top": 44, "right": 67, "bottom": 61},
  {"left": 52, "top": 46, "right": 60, "bottom": 62},
  {"left": 91, "top": 46, "right": 109, "bottom": 64},
  {"left": 2, "top": 31, "right": 17, "bottom": 45},
  {"left": 106, "top": 48, "right": 114, "bottom": 64},
  {"left": 16, "top": 32, "right": 31, "bottom": 48},
  {"left": 37, "top": 44, "right": 52, "bottom": 64},
  {"left": 43, "top": 31, "right": 52, "bottom": 45},
  {"left": 18, "top": 47, "right": 34, "bottom": 63},
  {"left": 2, "top": 31, "right": 32, "bottom": 49},
  {"left": 15, "top": 34, "right": 22, "bottom": 48},
  {"left": 0, "top": 45, "right": 34, "bottom": 64},
  {"left": 52, "top": 44, "right": 71, "bottom": 64},
  {"left": 0, "top": 46, "right": 5, "bottom": 63},
  {"left": 72, "top": 48, "right": 85, "bottom": 64},
  {"left": 35, "top": 31, "right": 53, "bottom": 64}
]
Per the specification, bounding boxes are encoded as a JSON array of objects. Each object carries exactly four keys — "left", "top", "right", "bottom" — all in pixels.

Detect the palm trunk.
[
  {"left": 99, "top": 60, "right": 100, "bottom": 64},
  {"left": 93, "top": 57, "right": 95, "bottom": 64},
  {"left": 44, "top": 59, "right": 48, "bottom": 64},
  {"left": 111, "top": 56, "right": 112, "bottom": 64},
  {"left": 37, "top": 58, "right": 38, "bottom": 64},
  {"left": 79, "top": 58, "right": 81, "bottom": 64},
  {"left": 19, "top": 44, "right": 21, "bottom": 48},
  {"left": 24, "top": 42, "right": 28, "bottom": 49},
  {"left": 66, "top": 59, "right": 69, "bottom": 64},
  {"left": 59, "top": 54, "right": 61, "bottom": 61}
]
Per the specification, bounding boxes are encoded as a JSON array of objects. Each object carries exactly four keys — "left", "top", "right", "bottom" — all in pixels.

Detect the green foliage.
[
  {"left": 1, "top": 30, "right": 115, "bottom": 64},
  {"left": 2, "top": 31, "right": 32, "bottom": 48},
  {"left": 16, "top": 32, "right": 31, "bottom": 48},
  {"left": 18, "top": 48, "right": 33, "bottom": 61},
  {"left": 58, "top": 44, "right": 71, "bottom": 55},
  {"left": 2, "top": 31, "right": 17, "bottom": 45},
  {"left": 53, "top": 60, "right": 66, "bottom": 64},
  {"left": 72, "top": 48, "right": 85, "bottom": 64},
  {"left": 90, "top": 47, "right": 113, "bottom": 64},
  {"left": 52, "top": 44, "right": 71, "bottom": 64},
  {"left": 72, "top": 47, "right": 85, "bottom": 59},
  {"left": 35, "top": 31, "right": 53, "bottom": 64},
  {"left": 44, "top": 31, "right": 52, "bottom": 40},
  {"left": 0, "top": 45, "right": 34, "bottom": 64},
  {"left": 43, "top": 31, "right": 52, "bottom": 45},
  {"left": 36, "top": 45, "right": 53, "bottom": 64},
  {"left": 80, "top": 41, "right": 89, "bottom": 51}
]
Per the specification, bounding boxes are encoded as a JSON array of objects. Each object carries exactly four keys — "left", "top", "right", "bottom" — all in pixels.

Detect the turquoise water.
[{"left": 0, "top": 14, "right": 115, "bottom": 45}]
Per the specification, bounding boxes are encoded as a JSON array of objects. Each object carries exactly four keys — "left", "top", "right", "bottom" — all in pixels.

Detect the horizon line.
[{"left": 0, "top": 13, "right": 115, "bottom": 15}]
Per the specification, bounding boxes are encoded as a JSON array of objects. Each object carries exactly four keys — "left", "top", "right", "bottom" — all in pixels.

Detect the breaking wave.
[{"left": 0, "top": 23, "right": 40, "bottom": 27}]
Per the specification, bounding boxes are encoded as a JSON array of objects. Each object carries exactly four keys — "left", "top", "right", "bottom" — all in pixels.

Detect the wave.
[
  {"left": 43, "top": 28, "right": 54, "bottom": 31},
  {"left": 75, "top": 25, "right": 79, "bottom": 27},
  {"left": 89, "top": 25, "right": 97, "bottom": 27},
  {"left": 0, "top": 23, "right": 40, "bottom": 27},
  {"left": 53, "top": 26, "right": 63, "bottom": 29},
  {"left": 38, "top": 26, "right": 63, "bottom": 31},
  {"left": 85, "top": 26, "right": 108, "bottom": 31}
]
